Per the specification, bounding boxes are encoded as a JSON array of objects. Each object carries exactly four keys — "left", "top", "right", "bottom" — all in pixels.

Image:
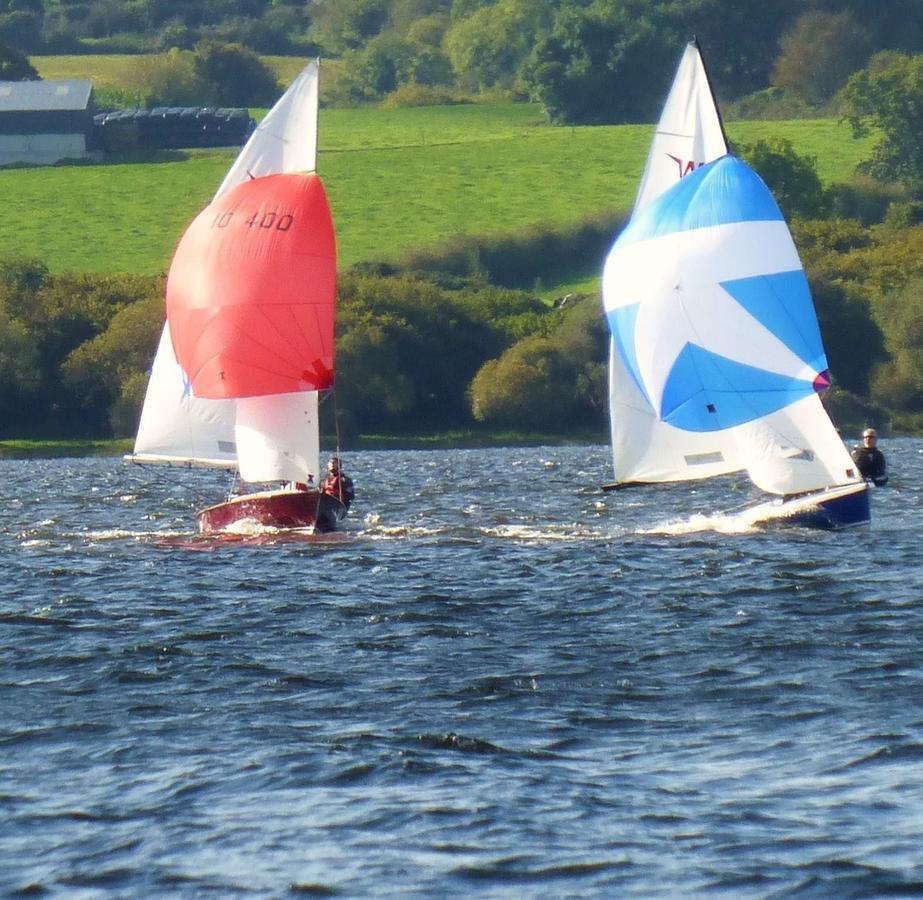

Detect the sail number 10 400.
[{"left": 211, "top": 211, "right": 294, "bottom": 231}]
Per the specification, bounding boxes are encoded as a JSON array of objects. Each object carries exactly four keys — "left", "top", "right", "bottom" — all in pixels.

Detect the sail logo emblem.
[{"left": 667, "top": 154, "right": 704, "bottom": 178}]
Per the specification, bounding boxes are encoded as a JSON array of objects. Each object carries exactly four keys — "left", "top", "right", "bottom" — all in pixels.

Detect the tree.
[
  {"left": 0, "top": 307, "right": 40, "bottom": 433},
  {"left": 868, "top": 275, "right": 923, "bottom": 411},
  {"left": 738, "top": 137, "right": 829, "bottom": 220},
  {"left": 469, "top": 334, "right": 574, "bottom": 427},
  {"left": 771, "top": 11, "right": 871, "bottom": 105},
  {"left": 808, "top": 274, "right": 886, "bottom": 396},
  {"left": 822, "top": 0, "right": 923, "bottom": 57},
  {"left": 0, "top": 257, "right": 49, "bottom": 309},
  {"left": 335, "top": 273, "right": 513, "bottom": 432},
  {"left": 0, "top": 11, "right": 42, "bottom": 51},
  {"left": 126, "top": 48, "right": 200, "bottom": 106},
  {"left": 443, "top": 0, "right": 552, "bottom": 92},
  {"left": 0, "top": 41, "right": 38, "bottom": 80},
  {"left": 523, "top": 7, "right": 675, "bottom": 125},
  {"left": 310, "top": 0, "right": 390, "bottom": 53},
  {"left": 658, "top": 0, "right": 802, "bottom": 100},
  {"left": 391, "top": 0, "right": 450, "bottom": 34},
  {"left": 841, "top": 52, "right": 923, "bottom": 193},
  {"left": 469, "top": 294, "right": 607, "bottom": 429},
  {"left": 60, "top": 294, "right": 163, "bottom": 436},
  {"left": 340, "top": 33, "right": 419, "bottom": 100},
  {"left": 0, "top": 265, "right": 160, "bottom": 435},
  {"left": 193, "top": 40, "right": 280, "bottom": 106}
]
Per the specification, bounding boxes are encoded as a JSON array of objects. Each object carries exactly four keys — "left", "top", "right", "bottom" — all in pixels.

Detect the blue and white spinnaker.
[{"left": 603, "top": 154, "right": 858, "bottom": 497}]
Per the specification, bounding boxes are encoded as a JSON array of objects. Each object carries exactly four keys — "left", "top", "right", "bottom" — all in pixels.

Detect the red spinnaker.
[{"left": 166, "top": 172, "right": 336, "bottom": 400}]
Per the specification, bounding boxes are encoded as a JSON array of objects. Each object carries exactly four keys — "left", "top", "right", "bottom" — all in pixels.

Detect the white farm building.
[{"left": 0, "top": 79, "right": 94, "bottom": 166}]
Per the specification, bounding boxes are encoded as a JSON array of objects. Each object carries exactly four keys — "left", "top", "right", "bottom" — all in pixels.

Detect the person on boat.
[
  {"left": 321, "top": 457, "right": 355, "bottom": 508},
  {"left": 852, "top": 428, "right": 888, "bottom": 486}
]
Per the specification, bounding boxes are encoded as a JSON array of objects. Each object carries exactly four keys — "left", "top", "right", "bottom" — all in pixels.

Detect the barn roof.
[{"left": 0, "top": 80, "right": 93, "bottom": 112}]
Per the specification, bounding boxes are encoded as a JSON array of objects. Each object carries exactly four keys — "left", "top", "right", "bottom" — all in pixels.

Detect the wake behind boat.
[
  {"left": 126, "top": 61, "right": 353, "bottom": 534},
  {"left": 601, "top": 41, "right": 869, "bottom": 530}
]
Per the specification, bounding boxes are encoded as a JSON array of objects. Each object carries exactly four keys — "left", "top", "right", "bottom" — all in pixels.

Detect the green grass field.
[{"left": 4, "top": 58, "right": 879, "bottom": 282}]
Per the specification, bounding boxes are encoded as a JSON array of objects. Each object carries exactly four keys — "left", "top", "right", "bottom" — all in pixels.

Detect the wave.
[{"left": 640, "top": 510, "right": 762, "bottom": 536}]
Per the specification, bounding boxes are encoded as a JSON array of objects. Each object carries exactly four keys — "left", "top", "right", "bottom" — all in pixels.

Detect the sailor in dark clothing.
[
  {"left": 321, "top": 456, "right": 355, "bottom": 509},
  {"left": 851, "top": 427, "right": 888, "bottom": 486}
]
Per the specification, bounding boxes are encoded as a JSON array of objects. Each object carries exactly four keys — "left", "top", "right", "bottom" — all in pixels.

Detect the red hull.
[{"left": 197, "top": 488, "right": 347, "bottom": 534}]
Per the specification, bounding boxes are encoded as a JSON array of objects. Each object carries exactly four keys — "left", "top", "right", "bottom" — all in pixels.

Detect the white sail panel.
[
  {"left": 738, "top": 395, "right": 858, "bottom": 494},
  {"left": 608, "top": 41, "right": 730, "bottom": 486},
  {"left": 131, "top": 324, "right": 237, "bottom": 467},
  {"left": 215, "top": 60, "right": 319, "bottom": 199},
  {"left": 604, "top": 221, "right": 817, "bottom": 487},
  {"left": 633, "top": 42, "right": 727, "bottom": 214},
  {"left": 235, "top": 392, "right": 320, "bottom": 484}
]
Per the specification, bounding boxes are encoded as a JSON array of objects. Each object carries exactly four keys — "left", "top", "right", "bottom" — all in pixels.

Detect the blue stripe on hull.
[{"left": 777, "top": 484, "right": 871, "bottom": 530}]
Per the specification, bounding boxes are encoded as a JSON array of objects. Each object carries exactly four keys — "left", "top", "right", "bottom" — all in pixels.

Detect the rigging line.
[
  {"left": 325, "top": 385, "right": 347, "bottom": 508},
  {"left": 132, "top": 463, "right": 222, "bottom": 508},
  {"left": 332, "top": 384, "right": 342, "bottom": 463}
]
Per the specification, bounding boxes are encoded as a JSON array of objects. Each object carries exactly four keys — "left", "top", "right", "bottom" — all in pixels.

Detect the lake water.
[{"left": 3, "top": 440, "right": 923, "bottom": 896}]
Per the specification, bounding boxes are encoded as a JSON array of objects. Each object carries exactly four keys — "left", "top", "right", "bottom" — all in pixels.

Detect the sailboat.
[
  {"left": 601, "top": 41, "right": 870, "bottom": 529},
  {"left": 127, "top": 61, "right": 349, "bottom": 534}
]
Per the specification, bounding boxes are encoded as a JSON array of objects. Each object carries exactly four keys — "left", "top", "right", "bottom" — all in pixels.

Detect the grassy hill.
[{"left": 2, "top": 64, "right": 878, "bottom": 284}]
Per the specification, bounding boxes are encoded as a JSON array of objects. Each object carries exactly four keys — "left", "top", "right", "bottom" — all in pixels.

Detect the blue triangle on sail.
[
  {"left": 606, "top": 303, "right": 650, "bottom": 404},
  {"left": 661, "top": 343, "right": 819, "bottom": 432},
  {"left": 720, "top": 270, "right": 827, "bottom": 372},
  {"left": 615, "top": 155, "right": 784, "bottom": 249}
]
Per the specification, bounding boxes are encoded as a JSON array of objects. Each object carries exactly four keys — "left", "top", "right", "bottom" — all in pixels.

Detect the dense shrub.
[
  {"left": 381, "top": 83, "right": 468, "bottom": 107},
  {"left": 399, "top": 210, "right": 626, "bottom": 289},
  {"left": 826, "top": 175, "right": 905, "bottom": 225},
  {"left": 193, "top": 40, "right": 280, "bottom": 106},
  {"left": 0, "top": 41, "right": 38, "bottom": 80},
  {"left": 0, "top": 260, "right": 162, "bottom": 436},
  {"left": 469, "top": 294, "right": 606, "bottom": 430}
]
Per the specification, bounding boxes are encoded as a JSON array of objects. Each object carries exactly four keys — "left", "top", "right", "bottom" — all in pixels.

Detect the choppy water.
[{"left": 2, "top": 441, "right": 923, "bottom": 897}]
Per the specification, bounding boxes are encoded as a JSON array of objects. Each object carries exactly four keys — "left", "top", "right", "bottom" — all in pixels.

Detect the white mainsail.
[
  {"left": 607, "top": 41, "right": 733, "bottom": 486},
  {"left": 130, "top": 61, "right": 324, "bottom": 484},
  {"left": 131, "top": 323, "right": 236, "bottom": 468},
  {"left": 632, "top": 41, "right": 728, "bottom": 215}
]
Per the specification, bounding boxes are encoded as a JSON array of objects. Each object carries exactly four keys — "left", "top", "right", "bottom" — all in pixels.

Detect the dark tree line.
[
  {"left": 1, "top": 189, "right": 919, "bottom": 442},
  {"left": 7, "top": 1, "right": 923, "bottom": 123}
]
